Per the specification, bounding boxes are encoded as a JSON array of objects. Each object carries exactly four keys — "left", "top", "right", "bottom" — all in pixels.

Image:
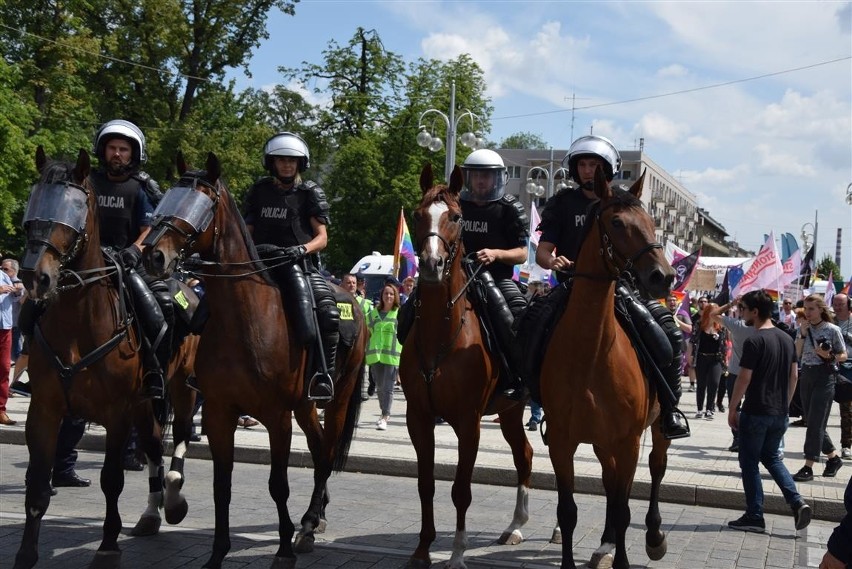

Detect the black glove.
[
  {"left": 119, "top": 246, "right": 142, "bottom": 270},
  {"left": 280, "top": 245, "right": 307, "bottom": 264}
]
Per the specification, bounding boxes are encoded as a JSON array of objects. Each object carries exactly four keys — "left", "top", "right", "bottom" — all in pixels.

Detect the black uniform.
[
  {"left": 460, "top": 194, "right": 529, "bottom": 396},
  {"left": 243, "top": 177, "right": 339, "bottom": 399},
  {"left": 538, "top": 187, "right": 597, "bottom": 282}
]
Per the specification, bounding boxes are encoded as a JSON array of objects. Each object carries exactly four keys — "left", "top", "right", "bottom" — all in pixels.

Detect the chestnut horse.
[
  {"left": 399, "top": 164, "right": 534, "bottom": 569},
  {"left": 540, "top": 169, "right": 675, "bottom": 569},
  {"left": 14, "top": 148, "right": 199, "bottom": 569},
  {"left": 142, "top": 152, "right": 367, "bottom": 569}
]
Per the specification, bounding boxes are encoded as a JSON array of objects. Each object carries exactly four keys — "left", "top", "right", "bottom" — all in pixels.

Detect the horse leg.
[
  {"left": 548, "top": 440, "right": 579, "bottom": 569},
  {"left": 445, "top": 418, "right": 482, "bottom": 569},
  {"left": 14, "top": 406, "right": 62, "bottom": 569},
  {"left": 164, "top": 384, "right": 195, "bottom": 525},
  {"left": 405, "top": 410, "right": 437, "bottom": 569},
  {"left": 90, "top": 422, "right": 130, "bottom": 569},
  {"left": 130, "top": 407, "right": 165, "bottom": 537},
  {"left": 202, "top": 407, "right": 237, "bottom": 569},
  {"left": 593, "top": 439, "right": 640, "bottom": 569},
  {"left": 644, "top": 424, "right": 670, "bottom": 561},
  {"left": 496, "top": 402, "right": 533, "bottom": 546},
  {"left": 293, "top": 405, "right": 327, "bottom": 552},
  {"left": 267, "top": 414, "right": 297, "bottom": 569}
]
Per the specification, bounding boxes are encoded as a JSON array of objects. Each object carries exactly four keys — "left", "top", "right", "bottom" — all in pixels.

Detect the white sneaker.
[
  {"left": 376, "top": 418, "right": 387, "bottom": 431},
  {"left": 695, "top": 411, "right": 704, "bottom": 419},
  {"left": 842, "top": 447, "right": 852, "bottom": 459}
]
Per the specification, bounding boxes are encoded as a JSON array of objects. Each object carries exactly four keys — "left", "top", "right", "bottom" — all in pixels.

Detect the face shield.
[
  {"left": 150, "top": 186, "right": 216, "bottom": 234},
  {"left": 459, "top": 168, "right": 507, "bottom": 203}
]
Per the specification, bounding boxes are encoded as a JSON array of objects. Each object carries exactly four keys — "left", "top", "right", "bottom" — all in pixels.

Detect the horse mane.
[{"left": 39, "top": 159, "right": 76, "bottom": 184}]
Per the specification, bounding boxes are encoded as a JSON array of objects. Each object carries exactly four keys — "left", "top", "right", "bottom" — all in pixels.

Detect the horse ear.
[
  {"left": 35, "top": 145, "right": 47, "bottom": 173},
  {"left": 593, "top": 164, "right": 612, "bottom": 200},
  {"left": 176, "top": 151, "right": 187, "bottom": 175},
  {"left": 448, "top": 165, "right": 464, "bottom": 196},
  {"left": 206, "top": 152, "right": 220, "bottom": 182},
  {"left": 72, "top": 149, "right": 91, "bottom": 183},
  {"left": 629, "top": 170, "right": 646, "bottom": 199},
  {"left": 420, "top": 163, "right": 434, "bottom": 195}
]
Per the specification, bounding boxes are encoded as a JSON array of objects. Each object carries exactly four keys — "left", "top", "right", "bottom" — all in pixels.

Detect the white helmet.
[
  {"left": 263, "top": 132, "right": 310, "bottom": 172},
  {"left": 92, "top": 119, "right": 147, "bottom": 167},
  {"left": 460, "top": 149, "right": 508, "bottom": 203},
  {"left": 561, "top": 135, "right": 621, "bottom": 183}
]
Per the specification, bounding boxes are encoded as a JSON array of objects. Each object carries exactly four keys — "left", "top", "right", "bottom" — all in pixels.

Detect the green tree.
[
  {"left": 500, "top": 131, "right": 548, "bottom": 150},
  {"left": 816, "top": 255, "right": 843, "bottom": 285}
]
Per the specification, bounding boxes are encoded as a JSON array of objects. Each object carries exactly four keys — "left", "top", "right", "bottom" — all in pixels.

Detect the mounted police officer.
[
  {"left": 535, "top": 135, "right": 690, "bottom": 440},
  {"left": 459, "top": 149, "right": 529, "bottom": 399},
  {"left": 90, "top": 119, "right": 171, "bottom": 399},
  {"left": 242, "top": 132, "right": 338, "bottom": 401}
]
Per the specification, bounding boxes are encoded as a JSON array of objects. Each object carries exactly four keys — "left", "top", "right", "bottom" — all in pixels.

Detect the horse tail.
[{"left": 332, "top": 356, "right": 365, "bottom": 472}]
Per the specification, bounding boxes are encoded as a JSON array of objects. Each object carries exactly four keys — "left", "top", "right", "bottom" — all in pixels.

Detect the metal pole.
[
  {"left": 446, "top": 81, "right": 456, "bottom": 177},
  {"left": 547, "top": 147, "right": 554, "bottom": 199}
]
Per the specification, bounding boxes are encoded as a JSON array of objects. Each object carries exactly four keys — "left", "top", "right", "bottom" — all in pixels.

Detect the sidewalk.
[{"left": 2, "top": 374, "right": 848, "bottom": 522}]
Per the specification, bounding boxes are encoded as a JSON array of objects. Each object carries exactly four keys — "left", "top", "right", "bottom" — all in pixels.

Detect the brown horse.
[
  {"left": 540, "top": 168, "right": 675, "bottom": 569},
  {"left": 399, "top": 164, "right": 534, "bottom": 569},
  {"left": 142, "top": 152, "right": 367, "bottom": 569},
  {"left": 13, "top": 148, "right": 199, "bottom": 569}
]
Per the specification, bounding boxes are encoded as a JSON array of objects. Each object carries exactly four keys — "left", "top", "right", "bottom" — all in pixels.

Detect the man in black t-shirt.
[{"left": 727, "top": 289, "right": 811, "bottom": 533}]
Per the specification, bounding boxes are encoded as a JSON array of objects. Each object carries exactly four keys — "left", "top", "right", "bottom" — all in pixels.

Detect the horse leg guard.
[
  {"left": 644, "top": 297, "right": 690, "bottom": 440},
  {"left": 308, "top": 272, "right": 338, "bottom": 401}
]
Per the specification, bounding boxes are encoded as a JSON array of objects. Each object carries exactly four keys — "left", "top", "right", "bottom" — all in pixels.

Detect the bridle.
[{"left": 23, "top": 180, "right": 91, "bottom": 272}]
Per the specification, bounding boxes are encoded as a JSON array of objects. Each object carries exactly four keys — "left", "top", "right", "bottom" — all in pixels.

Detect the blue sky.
[{"left": 231, "top": 0, "right": 852, "bottom": 274}]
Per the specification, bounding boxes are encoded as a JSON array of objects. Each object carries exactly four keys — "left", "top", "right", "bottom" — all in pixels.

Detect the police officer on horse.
[
  {"left": 242, "top": 132, "right": 338, "bottom": 401},
  {"left": 459, "top": 149, "right": 530, "bottom": 399},
  {"left": 536, "top": 135, "right": 690, "bottom": 440}
]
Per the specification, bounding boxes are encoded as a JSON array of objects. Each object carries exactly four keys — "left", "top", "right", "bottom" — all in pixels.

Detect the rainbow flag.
[{"left": 394, "top": 208, "right": 418, "bottom": 280}]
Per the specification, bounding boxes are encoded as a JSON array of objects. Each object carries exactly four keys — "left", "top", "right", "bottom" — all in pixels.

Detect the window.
[{"left": 506, "top": 166, "right": 521, "bottom": 179}]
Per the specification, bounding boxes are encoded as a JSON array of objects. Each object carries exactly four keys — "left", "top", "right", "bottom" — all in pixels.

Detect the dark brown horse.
[
  {"left": 540, "top": 168, "right": 675, "bottom": 569},
  {"left": 142, "top": 152, "right": 367, "bottom": 569},
  {"left": 14, "top": 148, "right": 199, "bottom": 569},
  {"left": 398, "top": 164, "right": 534, "bottom": 569}
]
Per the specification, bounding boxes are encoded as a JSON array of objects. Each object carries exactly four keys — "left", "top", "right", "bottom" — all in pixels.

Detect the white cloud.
[
  {"left": 754, "top": 144, "right": 817, "bottom": 178},
  {"left": 632, "top": 113, "right": 691, "bottom": 145},
  {"left": 656, "top": 64, "right": 689, "bottom": 79}
]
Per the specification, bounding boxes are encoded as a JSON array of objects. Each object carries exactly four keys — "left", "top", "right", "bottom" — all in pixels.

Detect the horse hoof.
[
  {"left": 550, "top": 527, "right": 562, "bottom": 544},
  {"left": 316, "top": 518, "right": 327, "bottom": 533},
  {"left": 13, "top": 550, "right": 38, "bottom": 569},
  {"left": 405, "top": 557, "right": 431, "bottom": 569},
  {"left": 498, "top": 529, "right": 523, "bottom": 545},
  {"left": 646, "top": 536, "right": 667, "bottom": 561},
  {"left": 588, "top": 551, "right": 614, "bottom": 569},
  {"left": 270, "top": 556, "right": 297, "bottom": 569},
  {"left": 445, "top": 559, "right": 467, "bottom": 569},
  {"left": 165, "top": 498, "right": 189, "bottom": 525},
  {"left": 293, "top": 531, "right": 315, "bottom": 554},
  {"left": 129, "top": 514, "right": 162, "bottom": 536},
  {"left": 88, "top": 550, "right": 122, "bottom": 569}
]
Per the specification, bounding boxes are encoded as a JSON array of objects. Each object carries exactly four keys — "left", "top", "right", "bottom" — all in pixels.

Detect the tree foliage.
[
  {"left": 817, "top": 255, "right": 843, "bottom": 284},
  {"left": 500, "top": 131, "right": 549, "bottom": 150}
]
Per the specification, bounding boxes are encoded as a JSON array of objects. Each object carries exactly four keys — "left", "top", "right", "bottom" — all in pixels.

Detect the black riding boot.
[
  {"left": 644, "top": 298, "right": 691, "bottom": 440},
  {"left": 150, "top": 279, "right": 175, "bottom": 397},
  {"left": 307, "top": 272, "right": 339, "bottom": 401},
  {"left": 127, "top": 268, "right": 167, "bottom": 399},
  {"left": 477, "top": 271, "right": 525, "bottom": 400}
]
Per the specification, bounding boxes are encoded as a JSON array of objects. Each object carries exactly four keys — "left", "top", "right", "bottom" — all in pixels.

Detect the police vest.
[
  {"left": 243, "top": 178, "right": 330, "bottom": 248},
  {"left": 90, "top": 170, "right": 143, "bottom": 249},
  {"left": 538, "top": 189, "right": 597, "bottom": 282},
  {"left": 460, "top": 196, "right": 528, "bottom": 281}
]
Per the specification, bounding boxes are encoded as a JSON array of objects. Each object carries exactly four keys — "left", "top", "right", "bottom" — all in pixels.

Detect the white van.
[{"left": 350, "top": 252, "right": 395, "bottom": 304}]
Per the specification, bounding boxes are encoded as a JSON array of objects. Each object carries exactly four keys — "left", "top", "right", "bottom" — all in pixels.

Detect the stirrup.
[
  {"left": 307, "top": 372, "right": 334, "bottom": 402},
  {"left": 662, "top": 408, "right": 691, "bottom": 440},
  {"left": 185, "top": 375, "right": 202, "bottom": 393},
  {"left": 141, "top": 371, "right": 165, "bottom": 400}
]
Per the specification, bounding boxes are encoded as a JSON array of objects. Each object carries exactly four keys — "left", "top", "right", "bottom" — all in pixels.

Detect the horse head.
[
  {"left": 20, "top": 147, "right": 94, "bottom": 300},
  {"left": 589, "top": 167, "right": 674, "bottom": 299},
  {"left": 143, "top": 151, "right": 222, "bottom": 278},
  {"left": 413, "top": 163, "right": 465, "bottom": 284}
]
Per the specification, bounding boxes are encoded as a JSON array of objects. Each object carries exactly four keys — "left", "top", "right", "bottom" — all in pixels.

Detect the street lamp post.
[
  {"left": 525, "top": 165, "right": 570, "bottom": 200},
  {"left": 415, "top": 81, "right": 483, "bottom": 178},
  {"left": 845, "top": 183, "right": 852, "bottom": 273},
  {"left": 801, "top": 222, "right": 815, "bottom": 252}
]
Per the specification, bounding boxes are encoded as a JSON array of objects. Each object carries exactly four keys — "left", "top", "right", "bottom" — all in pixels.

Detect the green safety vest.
[{"left": 365, "top": 307, "right": 402, "bottom": 366}]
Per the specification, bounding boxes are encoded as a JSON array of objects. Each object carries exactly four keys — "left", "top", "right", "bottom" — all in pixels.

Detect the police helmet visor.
[
  {"left": 151, "top": 186, "right": 216, "bottom": 233},
  {"left": 460, "top": 168, "right": 507, "bottom": 202}
]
